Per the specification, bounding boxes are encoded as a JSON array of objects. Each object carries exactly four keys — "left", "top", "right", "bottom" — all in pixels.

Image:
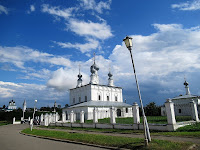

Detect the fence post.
[
  {"left": 62, "top": 111, "right": 66, "bottom": 122},
  {"left": 80, "top": 110, "right": 85, "bottom": 123},
  {"left": 13, "top": 117, "right": 15, "bottom": 124},
  {"left": 190, "top": 99, "right": 199, "bottom": 121},
  {"left": 165, "top": 99, "right": 176, "bottom": 131},
  {"left": 110, "top": 107, "right": 116, "bottom": 124},
  {"left": 93, "top": 107, "right": 98, "bottom": 123},
  {"left": 40, "top": 114, "right": 44, "bottom": 123},
  {"left": 70, "top": 110, "right": 74, "bottom": 123}
]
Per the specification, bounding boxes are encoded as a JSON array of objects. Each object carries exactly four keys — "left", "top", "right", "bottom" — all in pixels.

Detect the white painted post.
[
  {"left": 48, "top": 114, "right": 51, "bottom": 124},
  {"left": 52, "top": 113, "right": 56, "bottom": 123},
  {"left": 93, "top": 107, "right": 98, "bottom": 123},
  {"left": 132, "top": 102, "right": 140, "bottom": 124},
  {"left": 44, "top": 114, "right": 48, "bottom": 126},
  {"left": 190, "top": 99, "right": 199, "bottom": 121},
  {"left": 40, "top": 114, "right": 44, "bottom": 122},
  {"left": 70, "top": 111, "right": 74, "bottom": 123},
  {"left": 28, "top": 116, "right": 30, "bottom": 121},
  {"left": 110, "top": 107, "right": 116, "bottom": 124},
  {"left": 56, "top": 112, "right": 59, "bottom": 122},
  {"left": 165, "top": 99, "right": 176, "bottom": 125},
  {"left": 13, "top": 117, "right": 15, "bottom": 124},
  {"left": 62, "top": 111, "right": 66, "bottom": 122},
  {"left": 80, "top": 110, "right": 85, "bottom": 123}
]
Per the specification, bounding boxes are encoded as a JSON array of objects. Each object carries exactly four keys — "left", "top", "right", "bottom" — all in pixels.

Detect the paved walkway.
[
  {"left": 0, "top": 124, "right": 107, "bottom": 150},
  {"left": 36, "top": 127, "right": 200, "bottom": 145}
]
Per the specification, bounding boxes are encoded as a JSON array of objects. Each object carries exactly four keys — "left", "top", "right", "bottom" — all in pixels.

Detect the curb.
[{"left": 19, "top": 131, "right": 129, "bottom": 150}]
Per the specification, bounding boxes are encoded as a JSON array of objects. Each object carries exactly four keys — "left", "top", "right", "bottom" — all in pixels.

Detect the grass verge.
[
  {"left": 0, "top": 121, "right": 10, "bottom": 126},
  {"left": 40, "top": 122, "right": 200, "bottom": 138},
  {"left": 22, "top": 128, "right": 192, "bottom": 150}
]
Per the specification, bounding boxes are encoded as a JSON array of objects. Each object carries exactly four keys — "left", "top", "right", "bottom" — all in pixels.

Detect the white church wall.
[
  {"left": 90, "top": 84, "right": 122, "bottom": 102},
  {"left": 173, "top": 98, "right": 199, "bottom": 116},
  {"left": 70, "top": 85, "right": 91, "bottom": 105}
]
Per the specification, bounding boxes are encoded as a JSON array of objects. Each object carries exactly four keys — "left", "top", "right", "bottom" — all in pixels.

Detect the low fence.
[{"left": 46, "top": 120, "right": 197, "bottom": 131}]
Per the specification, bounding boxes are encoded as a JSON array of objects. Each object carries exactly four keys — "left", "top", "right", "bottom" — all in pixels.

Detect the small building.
[
  {"left": 6, "top": 100, "right": 17, "bottom": 112},
  {"left": 161, "top": 80, "right": 200, "bottom": 116},
  {"left": 62, "top": 57, "right": 133, "bottom": 121}
]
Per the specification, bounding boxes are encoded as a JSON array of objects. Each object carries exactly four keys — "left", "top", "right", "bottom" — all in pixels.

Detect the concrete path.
[
  {"left": 36, "top": 127, "right": 200, "bottom": 145},
  {"left": 0, "top": 124, "right": 107, "bottom": 150}
]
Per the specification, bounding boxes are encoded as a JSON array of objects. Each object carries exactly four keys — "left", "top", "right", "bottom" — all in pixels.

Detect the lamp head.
[
  {"left": 35, "top": 100, "right": 37, "bottom": 103},
  {"left": 123, "top": 36, "right": 133, "bottom": 50}
]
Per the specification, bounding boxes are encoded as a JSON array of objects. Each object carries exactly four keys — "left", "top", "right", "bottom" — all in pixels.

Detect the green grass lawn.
[
  {"left": 22, "top": 128, "right": 193, "bottom": 150},
  {"left": 0, "top": 121, "right": 10, "bottom": 126},
  {"left": 76, "top": 116, "right": 192, "bottom": 124}
]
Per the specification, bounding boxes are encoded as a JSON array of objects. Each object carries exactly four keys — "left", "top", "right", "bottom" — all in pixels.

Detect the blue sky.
[{"left": 0, "top": 0, "right": 200, "bottom": 108}]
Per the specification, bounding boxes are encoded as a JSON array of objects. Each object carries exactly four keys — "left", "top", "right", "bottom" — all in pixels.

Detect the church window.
[
  {"left": 79, "top": 97, "right": 81, "bottom": 103},
  {"left": 107, "top": 96, "right": 109, "bottom": 101},
  {"left": 126, "top": 108, "right": 128, "bottom": 113},
  {"left": 98, "top": 95, "right": 101, "bottom": 100},
  {"left": 179, "top": 109, "right": 181, "bottom": 113},
  {"left": 73, "top": 98, "right": 75, "bottom": 103},
  {"left": 115, "top": 96, "right": 118, "bottom": 101},
  {"left": 85, "top": 96, "right": 87, "bottom": 102}
]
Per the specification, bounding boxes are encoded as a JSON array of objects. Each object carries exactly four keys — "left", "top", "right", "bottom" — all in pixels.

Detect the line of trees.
[{"left": 139, "top": 102, "right": 161, "bottom": 116}]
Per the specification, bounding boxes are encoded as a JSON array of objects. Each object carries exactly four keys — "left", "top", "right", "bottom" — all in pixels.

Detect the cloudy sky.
[{"left": 0, "top": 0, "right": 200, "bottom": 108}]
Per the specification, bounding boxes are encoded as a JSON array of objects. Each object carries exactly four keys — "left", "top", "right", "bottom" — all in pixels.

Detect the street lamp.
[
  {"left": 54, "top": 101, "right": 57, "bottom": 124},
  {"left": 31, "top": 99, "right": 37, "bottom": 131},
  {"left": 123, "top": 36, "right": 151, "bottom": 146}
]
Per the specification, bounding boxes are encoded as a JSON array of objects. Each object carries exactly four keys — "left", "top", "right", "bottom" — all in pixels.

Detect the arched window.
[
  {"left": 98, "top": 95, "right": 101, "bottom": 100},
  {"left": 115, "top": 96, "right": 118, "bottom": 101},
  {"left": 79, "top": 97, "right": 81, "bottom": 103},
  {"left": 85, "top": 96, "right": 87, "bottom": 102},
  {"left": 107, "top": 96, "right": 109, "bottom": 101}
]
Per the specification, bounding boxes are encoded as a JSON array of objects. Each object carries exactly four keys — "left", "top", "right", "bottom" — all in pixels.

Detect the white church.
[
  {"left": 62, "top": 58, "right": 133, "bottom": 121},
  {"left": 161, "top": 80, "right": 200, "bottom": 116}
]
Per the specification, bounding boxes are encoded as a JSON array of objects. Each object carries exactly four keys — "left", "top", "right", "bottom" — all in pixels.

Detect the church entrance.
[{"left": 117, "top": 109, "right": 121, "bottom": 117}]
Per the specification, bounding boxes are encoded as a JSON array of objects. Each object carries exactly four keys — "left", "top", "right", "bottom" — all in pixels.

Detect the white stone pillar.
[
  {"left": 93, "top": 107, "right": 98, "bottom": 123},
  {"left": 110, "top": 107, "right": 116, "bottom": 124},
  {"left": 48, "top": 114, "right": 51, "bottom": 124},
  {"left": 132, "top": 102, "right": 140, "bottom": 124},
  {"left": 55, "top": 113, "right": 58, "bottom": 122},
  {"left": 80, "top": 110, "right": 85, "bottom": 123},
  {"left": 190, "top": 100, "right": 199, "bottom": 121},
  {"left": 40, "top": 114, "right": 44, "bottom": 122},
  {"left": 13, "top": 117, "right": 15, "bottom": 124},
  {"left": 44, "top": 114, "right": 48, "bottom": 126},
  {"left": 70, "top": 111, "right": 74, "bottom": 123},
  {"left": 62, "top": 111, "right": 66, "bottom": 122},
  {"left": 165, "top": 99, "right": 176, "bottom": 125}
]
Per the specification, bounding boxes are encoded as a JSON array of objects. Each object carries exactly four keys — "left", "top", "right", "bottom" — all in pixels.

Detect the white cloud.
[
  {"left": 47, "top": 67, "right": 90, "bottom": 90},
  {"left": 172, "top": 0, "right": 200, "bottom": 11},
  {"left": 41, "top": 4, "right": 75, "bottom": 19},
  {"left": 30, "top": 5, "right": 35, "bottom": 12},
  {"left": 0, "top": 5, "right": 8, "bottom": 15},
  {"left": 80, "top": 0, "right": 111, "bottom": 14},
  {"left": 0, "top": 46, "right": 71, "bottom": 69},
  {"left": 27, "top": 5, "right": 35, "bottom": 14},
  {"left": 55, "top": 38, "right": 100, "bottom": 53},
  {"left": 68, "top": 19, "right": 112, "bottom": 40},
  {"left": 0, "top": 80, "right": 69, "bottom": 106}
]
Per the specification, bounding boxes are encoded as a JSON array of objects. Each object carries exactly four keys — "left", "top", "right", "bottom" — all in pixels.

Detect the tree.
[
  {"left": 3, "top": 105, "right": 6, "bottom": 109},
  {"left": 144, "top": 102, "right": 161, "bottom": 116}
]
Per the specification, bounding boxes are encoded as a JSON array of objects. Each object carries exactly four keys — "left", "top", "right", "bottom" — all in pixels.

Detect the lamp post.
[
  {"left": 31, "top": 99, "right": 37, "bottom": 131},
  {"left": 54, "top": 101, "right": 57, "bottom": 124},
  {"left": 123, "top": 36, "right": 151, "bottom": 146}
]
